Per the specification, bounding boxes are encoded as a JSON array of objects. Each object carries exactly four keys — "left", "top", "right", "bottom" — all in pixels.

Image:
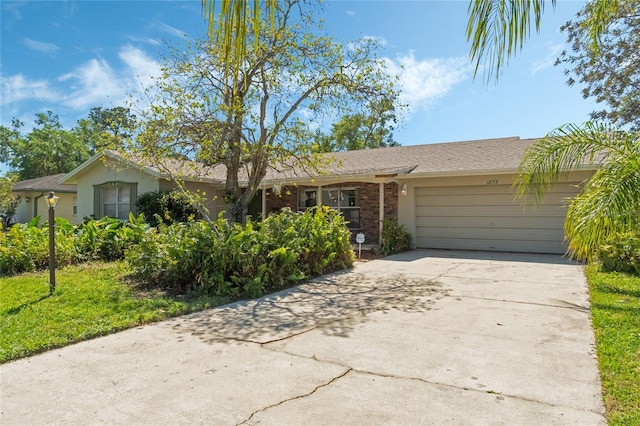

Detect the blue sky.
[{"left": 1, "top": 1, "right": 595, "bottom": 174}]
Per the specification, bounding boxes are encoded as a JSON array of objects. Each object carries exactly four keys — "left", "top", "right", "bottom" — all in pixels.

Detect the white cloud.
[
  {"left": 362, "top": 35, "right": 387, "bottom": 47},
  {"left": 118, "top": 45, "right": 162, "bottom": 90},
  {"left": 127, "top": 35, "right": 161, "bottom": 46},
  {"left": 384, "top": 52, "right": 471, "bottom": 109},
  {"left": 23, "top": 38, "right": 60, "bottom": 54},
  {"left": 346, "top": 10, "right": 355, "bottom": 16},
  {"left": 531, "top": 43, "right": 563, "bottom": 75},
  {"left": 5, "top": 45, "right": 163, "bottom": 111},
  {"left": 1, "top": 1, "right": 26, "bottom": 23},
  {"left": 157, "top": 22, "right": 186, "bottom": 38},
  {"left": 0, "top": 74, "right": 59, "bottom": 105},
  {"left": 59, "top": 58, "right": 121, "bottom": 109}
]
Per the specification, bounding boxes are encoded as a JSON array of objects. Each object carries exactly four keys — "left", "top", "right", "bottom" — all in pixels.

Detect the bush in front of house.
[
  {"left": 597, "top": 229, "right": 640, "bottom": 275},
  {"left": 0, "top": 218, "right": 53, "bottom": 275},
  {"left": 74, "top": 214, "right": 151, "bottom": 261},
  {"left": 126, "top": 206, "right": 355, "bottom": 298},
  {"left": 379, "top": 218, "right": 412, "bottom": 256},
  {"left": 136, "top": 190, "right": 202, "bottom": 227},
  {"left": 0, "top": 214, "right": 150, "bottom": 276}
]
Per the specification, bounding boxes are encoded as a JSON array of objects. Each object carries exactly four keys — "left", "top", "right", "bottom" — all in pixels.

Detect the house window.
[
  {"left": 298, "top": 188, "right": 318, "bottom": 210},
  {"left": 73, "top": 197, "right": 78, "bottom": 215},
  {"left": 98, "top": 184, "right": 135, "bottom": 219},
  {"left": 298, "top": 187, "right": 360, "bottom": 229},
  {"left": 297, "top": 186, "right": 360, "bottom": 229}
]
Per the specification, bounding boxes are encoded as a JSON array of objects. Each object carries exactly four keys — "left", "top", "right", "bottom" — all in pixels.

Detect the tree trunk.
[{"left": 228, "top": 199, "right": 248, "bottom": 224}]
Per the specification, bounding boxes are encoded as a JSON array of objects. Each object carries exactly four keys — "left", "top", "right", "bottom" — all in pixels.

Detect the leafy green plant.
[
  {"left": 75, "top": 214, "right": 150, "bottom": 261},
  {"left": 379, "top": 218, "right": 412, "bottom": 256},
  {"left": 0, "top": 214, "right": 150, "bottom": 277},
  {"left": 0, "top": 218, "right": 49, "bottom": 275},
  {"left": 597, "top": 229, "right": 640, "bottom": 275},
  {"left": 126, "top": 207, "right": 355, "bottom": 299},
  {"left": 136, "top": 190, "right": 202, "bottom": 226}
]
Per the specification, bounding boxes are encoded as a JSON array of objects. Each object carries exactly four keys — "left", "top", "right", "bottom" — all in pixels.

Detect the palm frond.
[
  {"left": 467, "top": 0, "right": 551, "bottom": 83},
  {"left": 514, "top": 122, "right": 621, "bottom": 204},
  {"left": 467, "top": 0, "right": 621, "bottom": 83},
  {"left": 565, "top": 153, "right": 640, "bottom": 260}
]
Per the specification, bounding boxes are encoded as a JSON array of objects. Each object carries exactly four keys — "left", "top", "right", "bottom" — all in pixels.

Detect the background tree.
[
  {"left": 556, "top": 0, "right": 640, "bottom": 131},
  {"left": 132, "top": 0, "right": 399, "bottom": 223},
  {"left": 0, "top": 112, "right": 90, "bottom": 180},
  {"left": 314, "top": 98, "right": 401, "bottom": 153},
  {"left": 0, "top": 174, "right": 19, "bottom": 226},
  {"left": 74, "top": 107, "right": 137, "bottom": 153}
]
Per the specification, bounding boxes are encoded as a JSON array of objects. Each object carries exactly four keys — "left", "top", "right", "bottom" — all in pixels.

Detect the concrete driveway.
[{"left": 1, "top": 250, "right": 605, "bottom": 425}]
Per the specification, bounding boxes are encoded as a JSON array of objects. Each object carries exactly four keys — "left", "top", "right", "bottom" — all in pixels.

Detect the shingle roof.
[
  {"left": 326, "top": 136, "right": 533, "bottom": 176},
  {"left": 262, "top": 136, "right": 540, "bottom": 182},
  {"left": 62, "top": 136, "right": 592, "bottom": 187},
  {"left": 110, "top": 136, "right": 538, "bottom": 183},
  {"left": 12, "top": 174, "right": 77, "bottom": 193}
]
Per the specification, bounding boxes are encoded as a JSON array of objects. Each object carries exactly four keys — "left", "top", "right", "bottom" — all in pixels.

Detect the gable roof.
[
  {"left": 12, "top": 174, "right": 77, "bottom": 193},
  {"left": 60, "top": 151, "right": 226, "bottom": 185}
]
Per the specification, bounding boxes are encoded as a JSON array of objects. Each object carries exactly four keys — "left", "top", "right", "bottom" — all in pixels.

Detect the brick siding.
[{"left": 265, "top": 182, "right": 400, "bottom": 244}]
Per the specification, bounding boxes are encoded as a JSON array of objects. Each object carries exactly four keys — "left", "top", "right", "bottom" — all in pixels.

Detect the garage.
[{"left": 415, "top": 182, "right": 582, "bottom": 254}]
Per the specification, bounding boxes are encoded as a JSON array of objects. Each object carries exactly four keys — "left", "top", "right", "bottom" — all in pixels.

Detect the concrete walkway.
[{"left": 1, "top": 250, "right": 605, "bottom": 425}]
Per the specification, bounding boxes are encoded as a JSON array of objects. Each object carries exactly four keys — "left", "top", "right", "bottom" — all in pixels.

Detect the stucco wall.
[
  {"left": 73, "top": 158, "right": 160, "bottom": 220},
  {"left": 183, "top": 181, "right": 227, "bottom": 220},
  {"left": 11, "top": 191, "right": 77, "bottom": 225}
]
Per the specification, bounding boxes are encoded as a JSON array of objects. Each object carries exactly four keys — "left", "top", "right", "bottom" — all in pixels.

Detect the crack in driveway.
[
  {"left": 453, "top": 294, "right": 592, "bottom": 312},
  {"left": 236, "top": 368, "right": 353, "bottom": 425}
]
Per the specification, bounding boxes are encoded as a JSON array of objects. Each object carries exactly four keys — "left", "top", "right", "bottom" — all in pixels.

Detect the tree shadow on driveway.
[{"left": 168, "top": 269, "right": 450, "bottom": 346}]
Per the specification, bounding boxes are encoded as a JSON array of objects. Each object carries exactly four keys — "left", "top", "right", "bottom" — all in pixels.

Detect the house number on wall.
[{"left": 486, "top": 180, "right": 499, "bottom": 185}]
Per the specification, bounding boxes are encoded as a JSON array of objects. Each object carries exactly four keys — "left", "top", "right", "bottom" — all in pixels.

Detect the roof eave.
[
  {"left": 396, "top": 164, "right": 599, "bottom": 180},
  {"left": 60, "top": 151, "right": 166, "bottom": 184}
]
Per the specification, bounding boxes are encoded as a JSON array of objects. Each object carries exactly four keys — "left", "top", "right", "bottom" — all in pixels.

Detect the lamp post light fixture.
[{"left": 47, "top": 191, "right": 59, "bottom": 295}]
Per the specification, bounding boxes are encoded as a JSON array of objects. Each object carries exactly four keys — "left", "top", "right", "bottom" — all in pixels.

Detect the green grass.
[
  {"left": 0, "top": 262, "right": 230, "bottom": 363},
  {"left": 586, "top": 265, "right": 640, "bottom": 425}
]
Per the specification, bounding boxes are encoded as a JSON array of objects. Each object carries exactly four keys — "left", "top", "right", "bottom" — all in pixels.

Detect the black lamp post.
[{"left": 47, "top": 191, "right": 59, "bottom": 295}]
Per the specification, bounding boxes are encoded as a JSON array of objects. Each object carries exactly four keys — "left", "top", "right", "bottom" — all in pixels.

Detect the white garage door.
[{"left": 415, "top": 183, "right": 580, "bottom": 254}]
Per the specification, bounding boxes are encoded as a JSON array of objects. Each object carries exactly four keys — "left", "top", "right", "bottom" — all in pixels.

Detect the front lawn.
[
  {"left": 586, "top": 265, "right": 640, "bottom": 425},
  {"left": 0, "top": 262, "right": 229, "bottom": 363}
]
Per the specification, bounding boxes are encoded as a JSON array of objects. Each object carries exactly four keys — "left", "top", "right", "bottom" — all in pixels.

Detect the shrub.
[
  {"left": 136, "top": 190, "right": 202, "bottom": 226},
  {"left": 0, "top": 214, "right": 150, "bottom": 277},
  {"left": 127, "top": 206, "right": 355, "bottom": 298},
  {"left": 597, "top": 229, "right": 640, "bottom": 275},
  {"left": 379, "top": 219, "right": 412, "bottom": 256},
  {"left": 0, "top": 218, "right": 49, "bottom": 275},
  {"left": 75, "top": 214, "right": 150, "bottom": 261}
]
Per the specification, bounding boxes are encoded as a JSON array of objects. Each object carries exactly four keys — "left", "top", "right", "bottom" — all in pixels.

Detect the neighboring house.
[
  {"left": 11, "top": 174, "right": 78, "bottom": 225},
  {"left": 60, "top": 151, "right": 227, "bottom": 222},
  {"left": 59, "top": 136, "right": 595, "bottom": 254}
]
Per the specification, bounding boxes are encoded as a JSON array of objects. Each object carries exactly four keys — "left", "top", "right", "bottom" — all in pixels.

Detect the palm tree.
[{"left": 514, "top": 123, "right": 640, "bottom": 260}]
